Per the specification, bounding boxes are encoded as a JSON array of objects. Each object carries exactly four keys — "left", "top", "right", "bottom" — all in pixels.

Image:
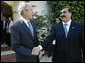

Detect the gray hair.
[{"left": 20, "top": 3, "right": 31, "bottom": 15}]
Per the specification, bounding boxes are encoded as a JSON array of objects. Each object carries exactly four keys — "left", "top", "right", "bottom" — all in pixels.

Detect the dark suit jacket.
[
  {"left": 1, "top": 20, "right": 8, "bottom": 42},
  {"left": 41, "top": 21, "right": 84, "bottom": 62},
  {"left": 1, "top": 20, "right": 8, "bottom": 32},
  {"left": 11, "top": 20, "right": 39, "bottom": 62}
]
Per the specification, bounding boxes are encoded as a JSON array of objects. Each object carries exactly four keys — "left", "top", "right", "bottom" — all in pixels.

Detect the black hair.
[{"left": 61, "top": 6, "right": 72, "bottom": 13}]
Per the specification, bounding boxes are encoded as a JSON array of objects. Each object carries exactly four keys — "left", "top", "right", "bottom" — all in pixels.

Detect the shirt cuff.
[{"left": 38, "top": 45, "right": 43, "bottom": 50}]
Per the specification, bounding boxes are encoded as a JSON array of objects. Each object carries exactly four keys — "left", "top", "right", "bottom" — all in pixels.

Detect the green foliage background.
[{"left": 47, "top": 1, "right": 84, "bottom": 24}]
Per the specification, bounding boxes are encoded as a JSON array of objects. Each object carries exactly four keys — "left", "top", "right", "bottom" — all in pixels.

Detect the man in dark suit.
[
  {"left": 11, "top": 3, "right": 39, "bottom": 62},
  {"left": 1, "top": 16, "right": 8, "bottom": 44},
  {"left": 32, "top": 6, "right": 84, "bottom": 62}
]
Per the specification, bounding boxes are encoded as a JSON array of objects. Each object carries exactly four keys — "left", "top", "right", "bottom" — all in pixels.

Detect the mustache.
[{"left": 60, "top": 15, "right": 66, "bottom": 18}]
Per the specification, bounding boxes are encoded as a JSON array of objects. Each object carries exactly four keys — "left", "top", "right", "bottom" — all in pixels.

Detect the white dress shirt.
[
  {"left": 20, "top": 16, "right": 30, "bottom": 28},
  {"left": 38, "top": 19, "right": 72, "bottom": 50},
  {"left": 8, "top": 20, "right": 13, "bottom": 33},
  {"left": 52, "top": 40, "right": 56, "bottom": 45},
  {"left": 62, "top": 19, "right": 72, "bottom": 33},
  {"left": 3, "top": 20, "right": 6, "bottom": 29}
]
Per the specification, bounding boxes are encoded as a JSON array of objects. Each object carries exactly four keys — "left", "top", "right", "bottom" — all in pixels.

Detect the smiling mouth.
[{"left": 61, "top": 16, "right": 66, "bottom": 19}]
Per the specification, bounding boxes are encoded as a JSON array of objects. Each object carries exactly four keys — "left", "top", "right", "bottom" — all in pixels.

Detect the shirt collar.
[
  {"left": 20, "top": 16, "right": 30, "bottom": 24},
  {"left": 62, "top": 19, "right": 72, "bottom": 26}
]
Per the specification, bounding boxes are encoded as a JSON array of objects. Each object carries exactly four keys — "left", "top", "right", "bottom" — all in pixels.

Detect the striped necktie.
[
  {"left": 64, "top": 23, "right": 68, "bottom": 38},
  {"left": 28, "top": 21, "right": 34, "bottom": 38}
]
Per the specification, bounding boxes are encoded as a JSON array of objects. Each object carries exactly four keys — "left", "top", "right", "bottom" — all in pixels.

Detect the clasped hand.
[{"left": 32, "top": 47, "right": 41, "bottom": 56}]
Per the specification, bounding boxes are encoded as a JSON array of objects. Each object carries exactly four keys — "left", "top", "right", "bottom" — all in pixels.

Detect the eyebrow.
[{"left": 60, "top": 10, "right": 67, "bottom": 13}]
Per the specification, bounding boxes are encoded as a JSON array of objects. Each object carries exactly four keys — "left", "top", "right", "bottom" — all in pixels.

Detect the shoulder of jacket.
[{"left": 12, "top": 20, "right": 22, "bottom": 27}]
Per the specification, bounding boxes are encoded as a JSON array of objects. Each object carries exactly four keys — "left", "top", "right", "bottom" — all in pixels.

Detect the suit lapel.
[
  {"left": 59, "top": 22, "right": 66, "bottom": 38},
  {"left": 20, "top": 20, "right": 34, "bottom": 40},
  {"left": 67, "top": 21, "right": 75, "bottom": 39}
]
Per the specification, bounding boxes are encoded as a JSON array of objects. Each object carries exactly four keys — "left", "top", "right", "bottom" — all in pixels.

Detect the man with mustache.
[{"left": 32, "top": 6, "right": 84, "bottom": 62}]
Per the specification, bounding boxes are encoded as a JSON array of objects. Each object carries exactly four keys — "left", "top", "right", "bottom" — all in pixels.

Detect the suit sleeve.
[
  {"left": 33, "top": 21, "right": 39, "bottom": 46},
  {"left": 11, "top": 25, "right": 32, "bottom": 57},
  {"left": 80, "top": 24, "right": 84, "bottom": 61},
  {"left": 41, "top": 24, "right": 56, "bottom": 50}
]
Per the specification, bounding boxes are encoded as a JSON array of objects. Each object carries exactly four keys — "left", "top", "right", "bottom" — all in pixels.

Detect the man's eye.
[
  {"left": 63, "top": 11, "right": 66, "bottom": 13},
  {"left": 60, "top": 12, "right": 62, "bottom": 14}
]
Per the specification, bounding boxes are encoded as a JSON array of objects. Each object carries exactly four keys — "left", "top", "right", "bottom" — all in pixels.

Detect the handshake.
[{"left": 32, "top": 46, "right": 41, "bottom": 56}]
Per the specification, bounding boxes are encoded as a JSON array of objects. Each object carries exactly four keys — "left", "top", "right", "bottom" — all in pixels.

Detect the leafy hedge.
[{"left": 47, "top": 1, "right": 84, "bottom": 24}]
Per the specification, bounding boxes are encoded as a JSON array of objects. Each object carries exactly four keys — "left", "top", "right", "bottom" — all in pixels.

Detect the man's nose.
[{"left": 61, "top": 13, "right": 64, "bottom": 16}]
